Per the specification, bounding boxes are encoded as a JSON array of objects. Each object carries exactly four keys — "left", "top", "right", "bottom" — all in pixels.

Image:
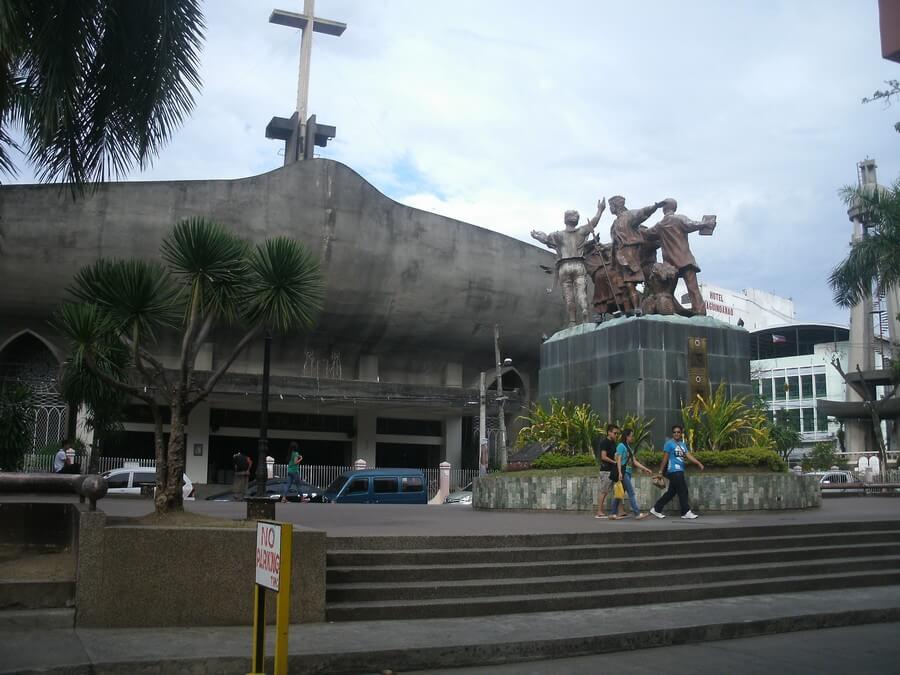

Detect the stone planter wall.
[{"left": 474, "top": 473, "right": 820, "bottom": 512}]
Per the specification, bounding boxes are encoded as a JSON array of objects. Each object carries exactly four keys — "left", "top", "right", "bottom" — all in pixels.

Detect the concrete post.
[
  {"left": 443, "top": 416, "right": 462, "bottom": 468},
  {"left": 428, "top": 461, "right": 452, "bottom": 505},
  {"left": 353, "top": 410, "right": 376, "bottom": 466},
  {"left": 266, "top": 456, "right": 275, "bottom": 479},
  {"left": 185, "top": 400, "right": 210, "bottom": 484},
  {"left": 354, "top": 458, "right": 367, "bottom": 470}
]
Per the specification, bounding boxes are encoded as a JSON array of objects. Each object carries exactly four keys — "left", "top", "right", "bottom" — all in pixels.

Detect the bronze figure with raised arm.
[{"left": 531, "top": 197, "right": 606, "bottom": 327}]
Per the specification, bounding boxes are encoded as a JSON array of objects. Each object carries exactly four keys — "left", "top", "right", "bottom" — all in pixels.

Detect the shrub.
[
  {"left": 682, "top": 383, "right": 771, "bottom": 451},
  {"left": 636, "top": 447, "right": 787, "bottom": 472},
  {"left": 517, "top": 398, "right": 603, "bottom": 455},
  {"left": 531, "top": 452, "right": 597, "bottom": 469},
  {"left": 619, "top": 413, "right": 655, "bottom": 452}
]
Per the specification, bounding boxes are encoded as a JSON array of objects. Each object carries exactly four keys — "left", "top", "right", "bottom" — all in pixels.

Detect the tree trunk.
[{"left": 156, "top": 402, "right": 186, "bottom": 514}]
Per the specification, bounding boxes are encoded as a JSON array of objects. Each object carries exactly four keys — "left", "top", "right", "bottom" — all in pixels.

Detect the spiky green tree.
[
  {"left": 0, "top": 381, "right": 34, "bottom": 471},
  {"left": 829, "top": 181, "right": 900, "bottom": 309},
  {"left": 0, "top": 0, "right": 204, "bottom": 189},
  {"left": 54, "top": 218, "right": 323, "bottom": 513}
]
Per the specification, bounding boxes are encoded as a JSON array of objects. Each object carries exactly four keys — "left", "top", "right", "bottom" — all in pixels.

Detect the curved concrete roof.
[{"left": 0, "top": 160, "right": 564, "bottom": 364}]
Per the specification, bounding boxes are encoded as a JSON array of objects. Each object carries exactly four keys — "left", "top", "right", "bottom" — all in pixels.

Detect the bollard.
[
  {"left": 429, "top": 461, "right": 452, "bottom": 505},
  {"left": 354, "top": 458, "right": 367, "bottom": 471},
  {"left": 266, "top": 456, "right": 275, "bottom": 479}
]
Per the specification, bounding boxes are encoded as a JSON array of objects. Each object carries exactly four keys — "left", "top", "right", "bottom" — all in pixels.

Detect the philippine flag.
[{"left": 772, "top": 334, "right": 787, "bottom": 344}]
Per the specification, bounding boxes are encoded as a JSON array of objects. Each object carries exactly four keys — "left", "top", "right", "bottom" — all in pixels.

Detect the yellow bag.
[{"left": 613, "top": 480, "right": 625, "bottom": 500}]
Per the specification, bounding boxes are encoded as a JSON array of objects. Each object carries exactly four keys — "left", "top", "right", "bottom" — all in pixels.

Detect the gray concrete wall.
[
  {"left": 0, "top": 160, "right": 562, "bottom": 378},
  {"left": 74, "top": 511, "right": 326, "bottom": 627},
  {"left": 474, "top": 473, "right": 821, "bottom": 512}
]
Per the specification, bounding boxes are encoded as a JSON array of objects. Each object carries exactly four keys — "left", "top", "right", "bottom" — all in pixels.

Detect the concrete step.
[
  {"left": 0, "top": 607, "right": 74, "bottom": 630},
  {"left": 325, "top": 570, "right": 900, "bottom": 621},
  {"left": 327, "top": 541, "right": 900, "bottom": 583},
  {"left": 326, "top": 555, "right": 900, "bottom": 603},
  {"left": 324, "top": 519, "right": 900, "bottom": 550},
  {"left": 326, "top": 529, "right": 900, "bottom": 566},
  {"left": 0, "top": 580, "right": 74, "bottom": 610}
]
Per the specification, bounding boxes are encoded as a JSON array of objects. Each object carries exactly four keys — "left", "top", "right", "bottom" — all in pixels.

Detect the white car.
[
  {"left": 444, "top": 482, "right": 473, "bottom": 505},
  {"left": 102, "top": 467, "right": 196, "bottom": 500}
]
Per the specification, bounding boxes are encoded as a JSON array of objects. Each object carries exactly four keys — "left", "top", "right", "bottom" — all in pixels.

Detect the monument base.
[{"left": 538, "top": 315, "right": 752, "bottom": 445}]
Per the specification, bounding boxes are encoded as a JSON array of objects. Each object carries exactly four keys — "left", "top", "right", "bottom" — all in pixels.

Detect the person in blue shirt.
[
  {"left": 650, "top": 424, "right": 705, "bottom": 520},
  {"left": 609, "top": 428, "right": 654, "bottom": 520}
]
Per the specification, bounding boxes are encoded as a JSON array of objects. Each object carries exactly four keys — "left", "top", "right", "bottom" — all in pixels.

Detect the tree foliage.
[
  {"left": 0, "top": 0, "right": 205, "bottom": 189},
  {"left": 801, "top": 441, "right": 846, "bottom": 472},
  {"left": 0, "top": 381, "right": 34, "bottom": 470},
  {"left": 55, "top": 218, "right": 323, "bottom": 513},
  {"left": 829, "top": 180, "right": 900, "bottom": 308},
  {"left": 862, "top": 79, "right": 900, "bottom": 133},
  {"left": 769, "top": 411, "right": 802, "bottom": 462}
]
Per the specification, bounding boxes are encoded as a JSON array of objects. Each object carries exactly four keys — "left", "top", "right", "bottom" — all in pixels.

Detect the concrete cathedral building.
[{"left": 0, "top": 160, "right": 565, "bottom": 483}]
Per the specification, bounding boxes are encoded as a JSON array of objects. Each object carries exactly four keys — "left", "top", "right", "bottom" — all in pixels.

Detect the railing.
[{"left": 19, "top": 455, "right": 481, "bottom": 498}]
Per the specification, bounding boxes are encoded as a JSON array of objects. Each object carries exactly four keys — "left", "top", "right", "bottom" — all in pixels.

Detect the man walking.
[
  {"left": 593, "top": 424, "right": 620, "bottom": 519},
  {"left": 650, "top": 425, "right": 704, "bottom": 520}
]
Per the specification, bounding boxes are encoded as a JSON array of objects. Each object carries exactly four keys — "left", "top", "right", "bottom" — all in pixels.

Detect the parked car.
[
  {"left": 205, "top": 478, "right": 324, "bottom": 502},
  {"left": 102, "top": 467, "right": 195, "bottom": 500},
  {"left": 323, "top": 469, "right": 427, "bottom": 504},
  {"left": 444, "top": 481, "right": 473, "bottom": 505},
  {"left": 806, "top": 470, "right": 865, "bottom": 494}
]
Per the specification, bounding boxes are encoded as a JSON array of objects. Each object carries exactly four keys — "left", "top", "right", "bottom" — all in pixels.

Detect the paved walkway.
[
  {"left": 3, "top": 493, "right": 898, "bottom": 536},
  {"left": 2, "top": 586, "right": 900, "bottom": 674}
]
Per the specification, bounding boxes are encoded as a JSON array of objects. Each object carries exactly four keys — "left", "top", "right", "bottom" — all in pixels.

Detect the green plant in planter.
[
  {"left": 532, "top": 452, "right": 597, "bottom": 469},
  {"left": 682, "top": 383, "right": 770, "bottom": 451},
  {"left": 637, "top": 447, "right": 787, "bottom": 472},
  {"left": 618, "top": 414, "right": 655, "bottom": 451},
  {"left": 517, "top": 398, "right": 604, "bottom": 455}
]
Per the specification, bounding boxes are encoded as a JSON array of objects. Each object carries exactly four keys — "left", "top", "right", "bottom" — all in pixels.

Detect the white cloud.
[{"left": 6, "top": 0, "right": 899, "bottom": 325}]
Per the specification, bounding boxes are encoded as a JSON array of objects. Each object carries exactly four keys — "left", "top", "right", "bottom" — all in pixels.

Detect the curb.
[{"left": 11, "top": 606, "right": 900, "bottom": 675}]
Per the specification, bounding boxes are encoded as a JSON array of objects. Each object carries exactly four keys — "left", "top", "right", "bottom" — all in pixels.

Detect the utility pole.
[
  {"left": 479, "top": 371, "right": 487, "bottom": 474},
  {"left": 494, "top": 324, "right": 508, "bottom": 468},
  {"left": 255, "top": 332, "right": 273, "bottom": 496}
]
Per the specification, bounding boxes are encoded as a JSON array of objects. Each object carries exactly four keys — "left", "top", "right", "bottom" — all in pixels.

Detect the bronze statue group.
[
  {"left": 532, "top": 195, "right": 716, "bottom": 327},
  {"left": 593, "top": 423, "right": 705, "bottom": 520}
]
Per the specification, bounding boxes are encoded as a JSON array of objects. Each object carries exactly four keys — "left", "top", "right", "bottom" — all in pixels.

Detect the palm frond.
[
  {"left": 161, "top": 218, "right": 249, "bottom": 321},
  {"left": 242, "top": 237, "right": 324, "bottom": 333},
  {"left": 0, "top": 0, "right": 204, "bottom": 189},
  {"left": 68, "top": 258, "right": 183, "bottom": 339}
]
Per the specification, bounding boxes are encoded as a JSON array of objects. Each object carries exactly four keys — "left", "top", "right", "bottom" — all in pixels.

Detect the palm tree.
[
  {"left": 54, "top": 219, "right": 324, "bottom": 513},
  {"left": 0, "top": 0, "right": 204, "bottom": 189},
  {"left": 829, "top": 180, "right": 900, "bottom": 309}
]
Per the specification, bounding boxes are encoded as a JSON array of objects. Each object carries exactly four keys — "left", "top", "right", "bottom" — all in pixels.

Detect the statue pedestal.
[{"left": 538, "top": 315, "right": 751, "bottom": 445}]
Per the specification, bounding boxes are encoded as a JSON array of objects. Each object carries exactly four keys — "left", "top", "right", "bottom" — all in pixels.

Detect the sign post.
[{"left": 250, "top": 520, "right": 293, "bottom": 675}]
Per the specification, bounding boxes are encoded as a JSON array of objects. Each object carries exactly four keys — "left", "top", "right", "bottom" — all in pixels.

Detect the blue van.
[{"left": 323, "top": 468, "right": 427, "bottom": 504}]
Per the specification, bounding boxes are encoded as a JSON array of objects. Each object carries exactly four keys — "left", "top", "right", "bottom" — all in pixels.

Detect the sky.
[{"left": 6, "top": 0, "right": 900, "bottom": 325}]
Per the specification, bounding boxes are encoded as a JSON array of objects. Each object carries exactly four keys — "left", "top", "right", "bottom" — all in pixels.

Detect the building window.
[
  {"left": 802, "top": 408, "right": 814, "bottom": 433},
  {"left": 775, "top": 377, "right": 787, "bottom": 401},
  {"left": 760, "top": 378, "right": 772, "bottom": 401},
  {"left": 814, "top": 373, "right": 826, "bottom": 398},
  {"left": 786, "top": 375, "right": 799, "bottom": 400},
  {"left": 785, "top": 409, "right": 801, "bottom": 432},
  {"left": 801, "top": 374, "right": 812, "bottom": 400},
  {"left": 816, "top": 414, "right": 829, "bottom": 432}
]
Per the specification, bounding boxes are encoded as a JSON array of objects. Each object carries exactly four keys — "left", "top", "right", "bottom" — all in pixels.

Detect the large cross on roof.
[{"left": 265, "top": 1, "right": 346, "bottom": 164}]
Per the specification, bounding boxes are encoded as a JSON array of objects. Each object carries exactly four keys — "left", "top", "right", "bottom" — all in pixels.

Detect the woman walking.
[{"left": 610, "top": 428, "right": 653, "bottom": 520}]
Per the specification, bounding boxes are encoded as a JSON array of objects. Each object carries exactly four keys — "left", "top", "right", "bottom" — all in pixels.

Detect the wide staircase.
[
  {"left": 0, "top": 547, "right": 75, "bottom": 629},
  {"left": 326, "top": 520, "right": 900, "bottom": 622}
]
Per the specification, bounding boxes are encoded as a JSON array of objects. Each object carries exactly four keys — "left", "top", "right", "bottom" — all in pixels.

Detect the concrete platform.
[{"left": 2, "top": 586, "right": 900, "bottom": 674}]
